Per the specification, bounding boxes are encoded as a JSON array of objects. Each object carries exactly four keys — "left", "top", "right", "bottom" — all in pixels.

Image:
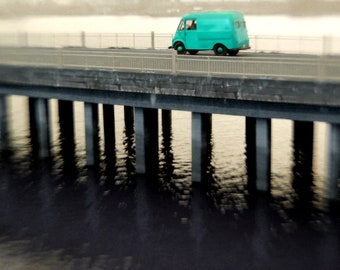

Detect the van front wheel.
[
  {"left": 174, "top": 43, "right": 187, "bottom": 55},
  {"left": 213, "top": 44, "right": 227, "bottom": 56}
]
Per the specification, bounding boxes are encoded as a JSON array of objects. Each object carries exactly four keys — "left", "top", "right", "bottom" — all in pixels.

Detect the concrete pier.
[
  {"left": 84, "top": 102, "right": 99, "bottom": 166},
  {"left": 192, "top": 112, "right": 212, "bottom": 183},
  {"left": 135, "top": 108, "right": 159, "bottom": 175},
  {"left": 327, "top": 124, "right": 340, "bottom": 199},
  {"left": 1, "top": 56, "right": 340, "bottom": 200},
  {"left": 29, "top": 97, "right": 50, "bottom": 159}
]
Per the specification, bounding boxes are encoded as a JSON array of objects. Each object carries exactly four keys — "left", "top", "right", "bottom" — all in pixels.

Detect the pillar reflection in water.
[
  {"left": 123, "top": 106, "right": 135, "bottom": 179},
  {"left": 159, "top": 110, "right": 175, "bottom": 184},
  {"left": 0, "top": 95, "right": 9, "bottom": 153}
]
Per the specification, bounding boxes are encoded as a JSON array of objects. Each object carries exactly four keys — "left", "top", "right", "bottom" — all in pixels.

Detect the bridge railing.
[
  {"left": 0, "top": 47, "right": 339, "bottom": 82},
  {"left": 0, "top": 32, "right": 340, "bottom": 55}
]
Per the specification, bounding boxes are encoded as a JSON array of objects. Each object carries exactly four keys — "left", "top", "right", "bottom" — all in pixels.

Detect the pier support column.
[
  {"left": 84, "top": 102, "right": 99, "bottom": 166},
  {"left": 246, "top": 117, "right": 257, "bottom": 190},
  {"left": 58, "top": 100, "right": 75, "bottom": 169},
  {"left": 192, "top": 112, "right": 212, "bottom": 183},
  {"left": 103, "top": 104, "right": 116, "bottom": 164},
  {"left": 124, "top": 106, "right": 134, "bottom": 131},
  {"left": 255, "top": 118, "right": 271, "bottom": 192},
  {"left": 0, "top": 95, "right": 8, "bottom": 151},
  {"left": 246, "top": 117, "right": 271, "bottom": 193},
  {"left": 327, "top": 124, "right": 340, "bottom": 200},
  {"left": 29, "top": 97, "right": 50, "bottom": 159},
  {"left": 135, "top": 108, "right": 159, "bottom": 175},
  {"left": 293, "top": 121, "right": 314, "bottom": 194}
]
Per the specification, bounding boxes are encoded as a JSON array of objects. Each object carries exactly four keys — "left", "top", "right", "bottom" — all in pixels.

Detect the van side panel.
[{"left": 196, "top": 18, "right": 233, "bottom": 50}]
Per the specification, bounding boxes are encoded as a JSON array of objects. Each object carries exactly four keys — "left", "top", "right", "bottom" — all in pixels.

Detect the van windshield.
[{"left": 177, "top": 20, "right": 185, "bottom": 31}]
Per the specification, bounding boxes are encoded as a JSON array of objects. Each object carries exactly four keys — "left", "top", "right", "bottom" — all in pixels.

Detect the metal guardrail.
[
  {"left": 0, "top": 47, "right": 339, "bottom": 82},
  {"left": 0, "top": 32, "right": 340, "bottom": 55}
]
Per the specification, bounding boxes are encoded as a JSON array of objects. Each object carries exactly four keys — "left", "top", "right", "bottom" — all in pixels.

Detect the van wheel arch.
[{"left": 213, "top": 44, "right": 227, "bottom": 56}]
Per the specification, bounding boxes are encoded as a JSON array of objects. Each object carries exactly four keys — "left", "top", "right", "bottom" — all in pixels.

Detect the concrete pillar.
[
  {"left": 255, "top": 118, "right": 271, "bottom": 192},
  {"left": 84, "top": 102, "right": 99, "bottom": 166},
  {"left": 29, "top": 97, "right": 50, "bottom": 159},
  {"left": 161, "top": 110, "right": 174, "bottom": 178},
  {"left": 246, "top": 117, "right": 257, "bottom": 191},
  {"left": 58, "top": 100, "right": 75, "bottom": 170},
  {"left": 103, "top": 104, "right": 116, "bottom": 164},
  {"left": 246, "top": 117, "right": 271, "bottom": 193},
  {"left": 162, "top": 110, "right": 172, "bottom": 137},
  {"left": 124, "top": 106, "right": 134, "bottom": 130},
  {"left": 292, "top": 121, "right": 314, "bottom": 195},
  {"left": 327, "top": 124, "right": 340, "bottom": 200},
  {"left": 135, "top": 107, "right": 159, "bottom": 175},
  {"left": 58, "top": 100, "right": 74, "bottom": 138},
  {"left": 192, "top": 112, "right": 212, "bottom": 183},
  {"left": 0, "top": 95, "right": 8, "bottom": 151}
]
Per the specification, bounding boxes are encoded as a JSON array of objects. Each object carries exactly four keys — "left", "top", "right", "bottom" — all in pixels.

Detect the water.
[{"left": 0, "top": 15, "right": 340, "bottom": 269}]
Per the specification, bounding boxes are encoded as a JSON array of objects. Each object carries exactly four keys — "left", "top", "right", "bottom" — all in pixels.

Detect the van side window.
[{"left": 186, "top": 20, "right": 197, "bottom": 30}]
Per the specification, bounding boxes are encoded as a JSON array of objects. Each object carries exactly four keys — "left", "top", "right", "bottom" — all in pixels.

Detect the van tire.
[
  {"left": 213, "top": 44, "right": 227, "bottom": 56},
  {"left": 228, "top": 49, "right": 239, "bottom": 56},
  {"left": 174, "top": 42, "right": 187, "bottom": 55}
]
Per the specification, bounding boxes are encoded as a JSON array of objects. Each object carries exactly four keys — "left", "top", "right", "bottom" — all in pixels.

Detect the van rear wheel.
[
  {"left": 174, "top": 43, "right": 187, "bottom": 55},
  {"left": 213, "top": 44, "right": 227, "bottom": 56}
]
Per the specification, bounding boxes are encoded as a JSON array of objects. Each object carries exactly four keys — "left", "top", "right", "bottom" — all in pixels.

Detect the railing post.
[
  {"left": 151, "top": 31, "right": 155, "bottom": 50},
  {"left": 207, "top": 57, "right": 211, "bottom": 76},
  {"left": 171, "top": 49, "right": 177, "bottom": 74},
  {"left": 81, "top": 31, "right": 86, "bottom": 48},
  {"left": 254, "top": 35, "right": 258, "bottom": 52},
  {"left": 322, "top": 35, "right": 332, "bottom": 55}
]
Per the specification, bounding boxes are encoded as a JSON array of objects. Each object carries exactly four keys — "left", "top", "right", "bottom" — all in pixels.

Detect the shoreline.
[{"left": 1, "top": 2, "right": 340, "bottom": 18}]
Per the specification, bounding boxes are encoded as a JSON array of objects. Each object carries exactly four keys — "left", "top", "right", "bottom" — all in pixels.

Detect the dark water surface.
[{"left": 0, "top": 96, "right": 339, "bottom": 270}]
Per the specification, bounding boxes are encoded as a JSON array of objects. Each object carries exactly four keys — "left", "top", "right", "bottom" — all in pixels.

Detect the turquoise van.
[{"left": 171, "top": 11, "right": 250, "bottom": 56}]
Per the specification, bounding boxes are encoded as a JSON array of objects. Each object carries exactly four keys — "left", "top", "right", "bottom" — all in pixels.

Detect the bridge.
[{"left": 0, "top": 38, "right": 340, "bottom": 200}]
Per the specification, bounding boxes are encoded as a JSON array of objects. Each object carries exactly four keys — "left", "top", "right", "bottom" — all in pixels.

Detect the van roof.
[{"left": 181, "top": 11, "right": 244, "bottom": 20}]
